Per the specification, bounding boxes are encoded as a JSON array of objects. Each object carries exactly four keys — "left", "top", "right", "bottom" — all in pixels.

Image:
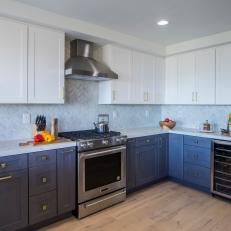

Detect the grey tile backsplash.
[
  {"left": 1, "top": 78, "right": 231, "bottom": 141},
  {"left": 0, "top": 80, "right": 161, "bottom": 140}
]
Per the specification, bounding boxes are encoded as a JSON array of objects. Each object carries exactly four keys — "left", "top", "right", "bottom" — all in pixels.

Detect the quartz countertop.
[
  {"left": 120, "top": 127, "right": 231, "bottom": 141},
  {"left": 0, "top": 138, "right": 76, "bottom": 157}
]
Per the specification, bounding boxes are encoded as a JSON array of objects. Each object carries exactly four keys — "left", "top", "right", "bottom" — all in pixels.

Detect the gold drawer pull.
[
  {"left": 42, "top": 177, "right": 47, "bottom": 183},
  {"left": 0, "top": 175, "right": 12, "bottom": 181},
  {"left": 42, "top": 204, "right": 48, "bottom": 211},
  {"left": 41, "top": 155, "right": 48, "bottom": 161},
  {"left": 0, "top": 163, "right": 7, "bottom": 169}
]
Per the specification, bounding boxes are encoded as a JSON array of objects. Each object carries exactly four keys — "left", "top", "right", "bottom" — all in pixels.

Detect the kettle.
[{"left": 93, "top": 114, "right": 109, "bottom": 133}]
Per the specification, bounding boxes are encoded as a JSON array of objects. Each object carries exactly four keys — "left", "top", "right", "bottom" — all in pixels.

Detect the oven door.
[{"left": 78, "top": 145, "right": 126, "bottom": 203}]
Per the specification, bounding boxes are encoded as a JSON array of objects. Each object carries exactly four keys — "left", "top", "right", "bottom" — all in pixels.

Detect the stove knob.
[
  {"left": 116, "top": 138, "right": 121, "bottom": 143},
  {"left": 87, "top": 142, "right": 94, "bottom": 148},
  {"left": 121, "top": 137, "right": 127, "bottom": 142},
  {"left": 80, "top": 143, "right": 87, "bottom": 149},
  {"left": 102, "top": 140, "right": 109, "bottom": 145}
]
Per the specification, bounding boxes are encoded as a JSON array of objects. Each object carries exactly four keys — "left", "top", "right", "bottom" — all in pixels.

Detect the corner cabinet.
[
  {"left": 98, "top": 45, "right": 165, "bottom": 105},
  {"left": 126, "top": 134, "right": 168, "bottom": 192},
  {"left": 28, "top": 26, "right": 65, "bottom": 104},
  {"left": 0, "top": 17, "right": 65, "bottom": 104}
]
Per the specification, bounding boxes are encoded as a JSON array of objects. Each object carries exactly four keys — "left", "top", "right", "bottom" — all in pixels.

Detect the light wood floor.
[{"left": 39, "top": 181, "right": 231, "bottom": 231}]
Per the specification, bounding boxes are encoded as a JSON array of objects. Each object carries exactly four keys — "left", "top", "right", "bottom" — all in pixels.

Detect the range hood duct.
[{"left": 65, "top": 39, "right": 118, "bottom": 80}]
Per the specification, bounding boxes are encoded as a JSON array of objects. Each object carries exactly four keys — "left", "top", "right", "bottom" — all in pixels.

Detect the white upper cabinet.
[
  {"left": 216, "top": 44, "right": 231, "bottom": 105},
  {"left": 165, "top": 48, "right": 215, "bottom": 105},
  {"left": 0, "top": 18, "right": 28, "bottom": 103},
  {"left": 154, "top": 57, "right": 165, "bottom": 104},
  {"left": 99, "top": 45, "right": 132, "bottom": 104},
  {"left": 99, "top": 45, "right": 160, "bottom": 105},
  {"left": 131, "top": 51, "right": 155, "bottom": 104},
  {"left": 195, "top": 48, "right": 215, "bottom": 104},
  {"left": 165, "top": 56, "right": 179, "bottom": 104},
  {"left": 178, "top": 52, "right": 196, "bottom": 104},
  {"left": 28, "top": 26, "right": 65, "bottom": 104}
]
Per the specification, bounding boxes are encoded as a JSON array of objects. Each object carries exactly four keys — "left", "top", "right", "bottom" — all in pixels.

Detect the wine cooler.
[{"left": 212, "top": 140, "right": 231, "bottom": 199}]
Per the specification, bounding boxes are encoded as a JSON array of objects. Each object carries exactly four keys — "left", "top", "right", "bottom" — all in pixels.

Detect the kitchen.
[{"left": 1, "top": 0, "right": 231, "bottom": 230}]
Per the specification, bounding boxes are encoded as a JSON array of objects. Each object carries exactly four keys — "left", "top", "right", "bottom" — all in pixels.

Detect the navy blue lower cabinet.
[
  {"left": 158, "top": 134, "right": 169, "bottom": 179},
  {"left": 184, "top": 163, "right": 211, "bottom": 189},
  {"left": 184, "top": 145, "right": 211, "bottom": 168},
  {"left": 136, "top": 144, "right": 158, "bottom": 186},
  {"left": 126, "top": 139, "right": 137, "bottom": 192},
  {"left": 0, "top": 170, "right": 28, "bottom": 231},
  {"left": 168, "top": 134, "right": 184, "bottom": 180},
  {"left": 57, "top": 147, "right": 76, "bottom": 215}
]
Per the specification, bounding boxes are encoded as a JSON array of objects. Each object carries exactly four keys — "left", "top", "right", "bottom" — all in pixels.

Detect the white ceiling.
[{"left": 15, "top": 0, "right": 231, "bottom": 45}]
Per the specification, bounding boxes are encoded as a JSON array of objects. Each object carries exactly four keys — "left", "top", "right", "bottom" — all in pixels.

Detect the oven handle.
[
  {"left": 80, "top": 146, "right": 126, "bottom": 159},
  {"left": 84, "top": 191, "right": 125, "bottom": 208}
]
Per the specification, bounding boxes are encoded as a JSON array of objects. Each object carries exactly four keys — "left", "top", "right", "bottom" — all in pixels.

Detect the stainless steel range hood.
[{"left": 65, "top": 39, "right": 118, "bottom": 80}]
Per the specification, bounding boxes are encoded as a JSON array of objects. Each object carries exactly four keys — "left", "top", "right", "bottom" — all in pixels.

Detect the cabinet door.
[
  {"left": 154, "top": 57, "right": 165, "bottom": 104},
  {"left": 195, "top": 48, "right": 215, "bottom": 104},
  {"left": 165, "top": 56, "right": 178, "bottom": 104},
  {"left": 132, "top": 52, "right": 155, "bottom": 104},
  {"left": 158, "top": 134, "right": 169, "bottom": 178},
  {"left": 108, "top": 46, "right": 132, "bottom": 104},
  {"left": 0, "top": 170, "right": 28, "bottom": 231},
  {"left": 216, "top": 44, "right": 231, "bottom": 104},
  {"left": 178, "top": 52, "right": 196, "bottom": 104},
  {"left": 126, "top": 139, "right": 136, "bottom": 192},
  {"left": 169, "top": 134, "right": 184, "bottom": 180},
  {"left": 136, "top": 145, "right": 157, "bottom": 186},
  {"left": 57, "top": 147, "right": 76, "bottom": 214},
  {"left": 28, "top": 25, "right": 65, "bottom": 104},
  {"left": 0, "top": 18, "right": 27, "bottom": 103}
]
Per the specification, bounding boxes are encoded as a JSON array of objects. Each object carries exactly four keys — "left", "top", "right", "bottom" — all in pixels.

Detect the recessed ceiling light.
[{"left": 157, "top": 20, "right": 169, "bottom": 26}]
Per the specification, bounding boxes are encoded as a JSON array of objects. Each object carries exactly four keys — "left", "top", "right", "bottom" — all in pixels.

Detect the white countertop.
[
  {"left": 1, "top": 127, "right": 231, "bottom": 158},
  {"left": 0, "top": 138, "right": 76, "bottom": 157},
  {"left": 120, "top": 127, "right": 231, "bottom": 141}
]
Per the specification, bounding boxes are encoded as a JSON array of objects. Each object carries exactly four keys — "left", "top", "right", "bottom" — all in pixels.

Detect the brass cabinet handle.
[
  {"left": 42, "top": 177, "right": 47, "bottom": 183},
  {"left": 63, "top": 149, "right": 75, "bottom": 153},
  {"left": 0, "top": 175, "right": 12, "bottom": 181},
  {"left": 42, "top": 204, "right": 48, "bottom": 211},
  {"left": 41, "top": 155, "right": 48, "bottom": 161},
  {"left": 0, "top": 163, "right": 7, "bottom": 169}
]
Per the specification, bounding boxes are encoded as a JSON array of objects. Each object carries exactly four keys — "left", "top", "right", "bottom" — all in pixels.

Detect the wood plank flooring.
[{"left": 39, "top": 181, "right": 231, "bottom": 231}]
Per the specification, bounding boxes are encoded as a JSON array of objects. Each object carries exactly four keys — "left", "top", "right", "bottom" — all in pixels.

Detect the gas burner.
[{"left": 59, "top": 130, "right": 126, "bottom": 151}]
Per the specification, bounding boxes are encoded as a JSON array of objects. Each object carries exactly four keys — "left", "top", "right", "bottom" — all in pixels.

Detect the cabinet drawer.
[
  {"left": 184, "top": 145, "right": 211, "bottom": 168},
  {"left": 184, "top": 135, "right": 211, "bottom": 148},
  {"left": 29, "top": 150, "right": 56, "bottom": 167},
  {"left": 29, "top": 190, "right": 57, "bottom": 225},
  {"left": 29, "top": 164, "right": 56, "bottom": 196},
  {"left": 184, "top": 163, "right": 210, "bottom": 188},
  {"left": 136, "top": 136, "right": 156, "bottom": 147},
  {"left": 0, "top": 154, "right": 27, "bottom": 174}
]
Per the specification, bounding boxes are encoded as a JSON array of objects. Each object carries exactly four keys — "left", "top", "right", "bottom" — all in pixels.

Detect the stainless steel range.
[{"left": 59, "top": 130, "right": 127, "bottom": 218}]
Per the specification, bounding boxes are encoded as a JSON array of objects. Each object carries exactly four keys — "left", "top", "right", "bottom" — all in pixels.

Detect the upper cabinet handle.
[{"left": 192, "top": 92, "right": 195, "bottom": 102}]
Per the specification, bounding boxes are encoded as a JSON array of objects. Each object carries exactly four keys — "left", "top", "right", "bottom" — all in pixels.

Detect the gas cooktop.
[
  {"left": 59, "top": 130, "right": 127, "bottom": 152},
  {"left": 59, "top": 130, "right": 121, "bottom": 141}
]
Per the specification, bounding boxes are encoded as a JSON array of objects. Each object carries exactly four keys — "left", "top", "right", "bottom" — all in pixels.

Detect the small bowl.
[{"left": 159, "top": 121, "right": 176, "bottom": 130}]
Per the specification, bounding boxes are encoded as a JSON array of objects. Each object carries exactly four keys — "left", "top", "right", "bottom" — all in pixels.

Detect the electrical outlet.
[
  {"left": 145, "top": 110, "right": 149, "bottom": 118},
  {"left": 112, "top": 111, "right": 118, "bottom": 119},
  {"left": 22, "top": 113, "right": 31, "bottom": 124}
]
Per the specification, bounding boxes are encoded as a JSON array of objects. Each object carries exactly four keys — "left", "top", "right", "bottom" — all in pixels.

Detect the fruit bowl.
[{"left": 159, "top": 119, "right": 176, "bottom": 130}]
